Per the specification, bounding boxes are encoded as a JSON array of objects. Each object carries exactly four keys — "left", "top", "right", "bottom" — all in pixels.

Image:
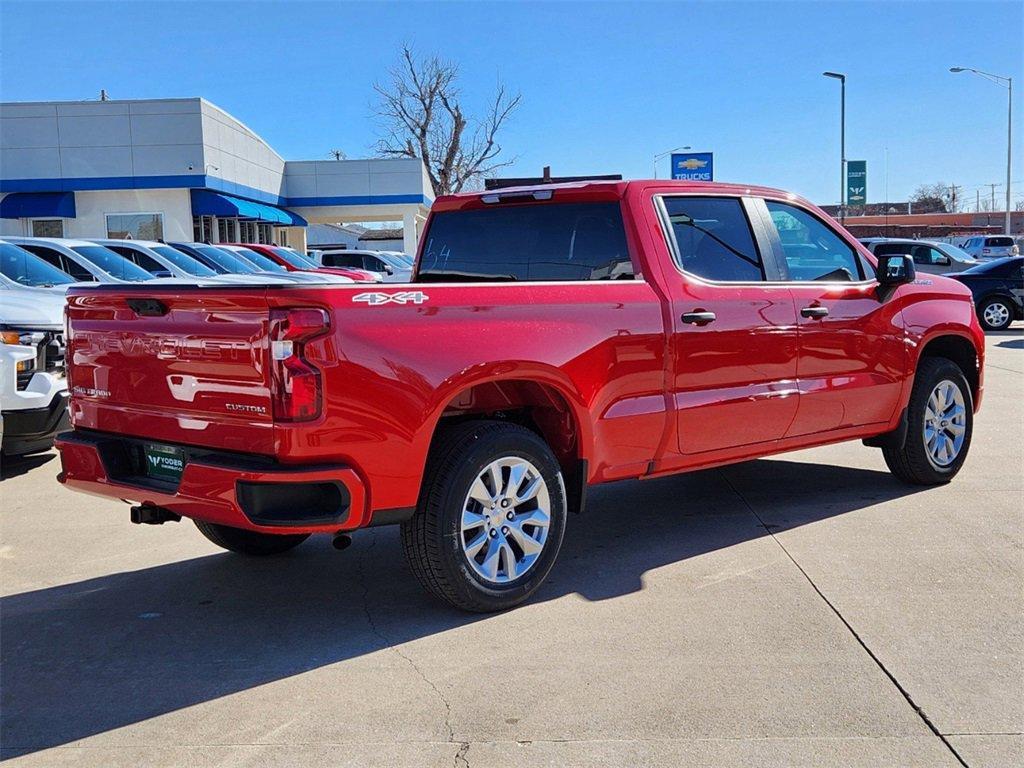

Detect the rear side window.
[
  {"left": 323, "top": 253, "right": 363, "bottom": 269},
  {"left": 766, "top": 201, "right": 863, "bottom": 281},
  {"left": 662, "top": 196, "right": 763, "bottom": 282},
  {"left": 419, "top": 202, "right": 634, "bottom": 282}
]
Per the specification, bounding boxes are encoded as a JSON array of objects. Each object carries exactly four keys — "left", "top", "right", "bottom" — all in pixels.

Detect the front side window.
[
  {"left": 910, "top": 245, "right": 949, "bottom": 266},
  {"left": 419, "top": 201, "right": 634, "bottom": 282},
  {"left": 150, "top": 245, "right": 216, "bottom": 277},
  {"left": 662, "top": 196, "right": 763, "bottom": 282},
  {"left": 71, "top": 245, "right": 153, "bottom": 281},
  {"left": 766, "top": 201, "right": 863, "bottom": 281},
  {"left": 106, "top": 213, "right": 163, "bottom": 240}
]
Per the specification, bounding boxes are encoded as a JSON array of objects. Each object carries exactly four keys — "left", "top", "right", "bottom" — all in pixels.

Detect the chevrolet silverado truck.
[{"left": 56, "top": 181, "right": 985, "bottom": 611}]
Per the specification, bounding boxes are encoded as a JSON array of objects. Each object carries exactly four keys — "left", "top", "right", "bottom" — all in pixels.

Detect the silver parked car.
[
  {"left": 859, "top": 238, "right": 984, "bottom": 275},
  {"left": 960, "top": 235, "right": 1019, "bottom": 260}
]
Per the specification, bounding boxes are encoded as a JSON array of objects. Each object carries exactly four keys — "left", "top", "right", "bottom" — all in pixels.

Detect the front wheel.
[
  {"left": 194, "top": 520, "right": 310, "bottom": 556},
  {"left": 401, "top": 420, "right": 567, "bottom": 612},
  {"left": 882, "top": 357, "right": 973, "bottom": 485},
  {"left": 978, "top": 297, "right": 1014, "bottom": 331}
]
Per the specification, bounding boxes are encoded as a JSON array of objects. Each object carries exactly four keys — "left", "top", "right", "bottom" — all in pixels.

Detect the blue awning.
[
  {"left": 190, "top": 190, "right": 306, "bottom": 227},
  {"left": 0, "top": 191, "right": 76, "bottom": 219}
]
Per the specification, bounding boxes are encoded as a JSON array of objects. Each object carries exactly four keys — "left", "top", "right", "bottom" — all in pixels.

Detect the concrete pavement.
[{"left": 1, "top": 329, "right": 1021, "bottom": 767}]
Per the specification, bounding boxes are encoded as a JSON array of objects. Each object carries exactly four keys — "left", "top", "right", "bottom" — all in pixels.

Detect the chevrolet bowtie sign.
[{"left": 671, "top": 152, "right": 714, "bottom": 181}]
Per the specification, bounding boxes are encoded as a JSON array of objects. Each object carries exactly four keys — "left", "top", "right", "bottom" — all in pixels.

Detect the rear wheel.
[
  {"left": 401, "top": 420, "right": 567, "bottom": 612},
  {"left": 882, "top": 357, "right": 973, "bottom": 485},
  {"left": 194, "top": 520, "right": 310, "bottom": 556},
  {"left": 978, "top": 297, "right": 1013, "bottom": 331}
]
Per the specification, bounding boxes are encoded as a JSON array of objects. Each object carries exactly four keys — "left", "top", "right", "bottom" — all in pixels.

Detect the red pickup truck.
[{"left": 57, "top": 181, "right": 985, "bottom": 611}]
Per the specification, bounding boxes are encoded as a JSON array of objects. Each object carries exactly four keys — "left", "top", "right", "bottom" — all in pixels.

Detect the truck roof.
[{"left": 431, "top": 179, "right": 801, "bottom": 212}]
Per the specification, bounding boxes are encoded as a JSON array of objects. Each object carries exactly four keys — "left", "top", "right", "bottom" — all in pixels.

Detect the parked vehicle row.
[
  {"left": 54, "top": 179, "right": 991, "bottom": 612},
  {"left": 0, "top": 236, "right": 411, "bottom": 463}
]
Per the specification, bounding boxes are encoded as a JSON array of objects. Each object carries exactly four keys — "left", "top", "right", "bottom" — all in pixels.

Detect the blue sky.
[{"left": 2, "top": 0, "right": 1021, "bottom": 206}]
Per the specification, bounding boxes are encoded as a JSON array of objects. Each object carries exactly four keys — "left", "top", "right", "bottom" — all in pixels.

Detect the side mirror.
[
  {"left": 383, "top": 265, "right": 394, "bottom": 275},
  {"left": 876, "top": 253, "right": 915, "bottom": 287}
]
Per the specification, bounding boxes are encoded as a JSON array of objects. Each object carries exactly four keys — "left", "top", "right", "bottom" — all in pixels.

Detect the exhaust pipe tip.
[
  {"left": 130, "top": 505, "right": 181, "bottom": 525},
  {"left": 332, "top": 533, "right": 353, "bottom": 551}
]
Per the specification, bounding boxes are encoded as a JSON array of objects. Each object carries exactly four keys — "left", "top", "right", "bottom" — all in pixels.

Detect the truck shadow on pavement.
[{"left": 1, "top": 458, "right": 923, "bottom": 756}]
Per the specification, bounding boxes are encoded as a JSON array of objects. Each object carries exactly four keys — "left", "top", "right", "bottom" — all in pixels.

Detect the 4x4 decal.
[{"left": 352, "top": 291, "right": 429, "bottom": 306}]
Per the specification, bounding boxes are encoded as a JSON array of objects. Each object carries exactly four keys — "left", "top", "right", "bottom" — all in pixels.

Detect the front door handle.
[
  {"left": 800, "top": 306, "right": 830, "bottom": 319},
  {"left": 681, "top": 311, "right": 717, "bottom": 325}
]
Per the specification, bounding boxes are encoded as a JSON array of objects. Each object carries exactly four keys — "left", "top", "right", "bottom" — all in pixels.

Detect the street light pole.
[
  {"left": 951, "top": 67, "right": 1013, "bottom": 235},
  {"left": 653, "top": 146, "right": 691, "bottom": 179},
  {"left": 823, "top": 72, "right": 847, "bottom": 224}
]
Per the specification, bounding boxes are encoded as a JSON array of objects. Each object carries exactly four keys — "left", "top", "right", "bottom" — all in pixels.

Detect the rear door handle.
[
  {"left": 681, "top": 311, "right": 717, "bottom": 325},
  {"left": 800, "top": 306, "right": 829, "bottom": 319}
]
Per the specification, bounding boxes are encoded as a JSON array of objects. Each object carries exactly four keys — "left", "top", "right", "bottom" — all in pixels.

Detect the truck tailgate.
[{"left": 66, "top": 288, "right": 276, "bottom": 455}]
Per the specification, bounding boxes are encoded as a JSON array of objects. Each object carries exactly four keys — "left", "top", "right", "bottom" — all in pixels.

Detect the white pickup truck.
[{"left": 0, "top": 241, "right": 71, "bottom": 462}]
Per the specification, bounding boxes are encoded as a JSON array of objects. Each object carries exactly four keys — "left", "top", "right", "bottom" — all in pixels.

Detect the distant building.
[
  {"left": 358, "top": 227, "right": 404, "bottom": 251},
  {"left": 0, "top": 97, "right": 433, "bottom": 253},
  {"left": 828, "top": 210, "right": 1023, "bottom": 238}
]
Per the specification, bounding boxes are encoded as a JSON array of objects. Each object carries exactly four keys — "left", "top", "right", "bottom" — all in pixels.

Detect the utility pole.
[
  {"left": 977, "top": 189, "right": 981, "bottom": 212},
  {"left": 99, "top": 89, "right": 109, "bottom": 101},
  {"left": 823, "top": 72, "right": 847, "bottom": 224},
  {"left": 949, "top": 184, "right": 961, "bottom": 212},
  {"left": 988, "top": 183, "right": 998, "bottom": 214}
]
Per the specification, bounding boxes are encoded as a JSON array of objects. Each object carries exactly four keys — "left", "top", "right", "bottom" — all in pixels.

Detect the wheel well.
[
  {"left": 429, "top": 379, "right": 586, "bottom": 510},
  {"left": 919, "top": 335, "right": 979, "bottom": 402}
]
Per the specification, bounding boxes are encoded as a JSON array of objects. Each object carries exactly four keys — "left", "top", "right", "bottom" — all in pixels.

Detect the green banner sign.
[{"left": 847, "top": 160, "right": 867, "bottom": 206}]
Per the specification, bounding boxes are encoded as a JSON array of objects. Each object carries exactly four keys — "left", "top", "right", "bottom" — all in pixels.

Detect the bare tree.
[
  {"left": 910, "top": 183, "right": 953, "bottom": 213},
  {"left": 374, "top": 45, "right": 521, "bottom": 195}
]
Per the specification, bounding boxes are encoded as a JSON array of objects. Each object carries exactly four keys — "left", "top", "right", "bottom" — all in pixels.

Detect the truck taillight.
[{"left": 268, "top": 308, "right": 329, "bottom": 422}]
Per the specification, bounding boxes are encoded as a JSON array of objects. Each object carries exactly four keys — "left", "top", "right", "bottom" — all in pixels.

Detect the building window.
[
  {"left": 106, "top": 213, "right": 163, "bottom": 240},
  {"left": 276, "top": 228, "right": 289, "bottom": 247},
  {"left": 193, "top": 215, "right": 214, "bottom": 242},
  {"left": 238, "top": 220, "right": 257, "bottom": 243},
  {"left": 217, "top": 218, "right": 236, "bottom": 243},
  {"left": 30, "top": 219, "right": 64, "bottom": 237},
  {"left": 258, "top": 223, "right": 272, "bottom": 244}
]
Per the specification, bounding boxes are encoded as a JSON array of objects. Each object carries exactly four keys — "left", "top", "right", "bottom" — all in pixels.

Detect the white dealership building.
[{"left": 0, "top": 98, "right": 434, "bottom": 254}]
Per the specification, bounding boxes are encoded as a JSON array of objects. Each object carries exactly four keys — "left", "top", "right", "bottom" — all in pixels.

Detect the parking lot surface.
[{"left": 1, "top": 329, "right": 1021, "bottom": 768}]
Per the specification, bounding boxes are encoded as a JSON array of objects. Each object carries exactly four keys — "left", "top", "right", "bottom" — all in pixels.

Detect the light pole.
[
  {"left": 823, "top": 72, "right": 847, "bottom": 224},
  {"left": 653, "top": 146, "right": 690, "bottom": 179},
  {"left": 951, "top": 67, "right": 1013, "bottom": 236}
]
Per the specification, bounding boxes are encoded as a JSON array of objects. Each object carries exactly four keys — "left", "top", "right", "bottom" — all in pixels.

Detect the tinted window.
[
  {"left": 874, "top": 242, "right": 913, "bottom": 256},
  {"left": 323, "top": 253, "right": 363, "bottom": 269},
  {"left": 766, "top": 201, "right": 862, "bottom": 281},
  {"left": 419, "top": 202, "right": 634, "bottom": 282},
  {"left": 108, "top": 245, "right": 166, "bottom": 275},
  {"left": 148, "top": 246, "right": 215, "bottom": 277},
  {"left": 71, "top": 245, "right": 153, "bottom": 281},
  {"left": 986, "top": 237, "right": 1013, "bottom": 247},
  {"left": 0, "top": 243, "right": 75, "bottom": 286},
  {"left": 190, "top": 245, "right": 258, "bottom": 274},
  {"left": 229, "top": 247, "right": 287, "bottom": 272},
  {"left": 22, "top": 245, "right": 94, "bottom": 281},
  {"left": 662, "top": 197, "right": 762, "bottom": 282}
]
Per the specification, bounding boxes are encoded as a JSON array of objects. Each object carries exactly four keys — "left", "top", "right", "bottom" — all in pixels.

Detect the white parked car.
[
  {"left": 0, "top": 239, "right": 77, "bottom": 293},
  {"left": 960, "top": 235, "right": 1019, "bottom": 260},
  {"left": 318, "top": 249, "right": 412, "bottom": 282},
  {"left": 5, "top": 237, "right": 156, "bottom": 283},
  {"left": 859, "top": 237, "right": 984, "bottom": 275},
  {"left": 90, "top": 239, "right": 286, "bottom": 286},
  {"left": 0, "top": 283, "right": 68, "bottom": 461}
]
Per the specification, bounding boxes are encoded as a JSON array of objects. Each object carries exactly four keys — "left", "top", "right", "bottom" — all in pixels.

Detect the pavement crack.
[
  {"left": 355, "top": 532, "right": 468, "bottom": 766},
  {"left": 720, "top": 471, "right": 972, "bottom": 768}
]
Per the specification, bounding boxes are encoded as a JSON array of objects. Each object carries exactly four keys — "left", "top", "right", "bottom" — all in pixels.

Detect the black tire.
[
  {"left": 194, "top": 520, "right": 310, "bottom": 556},
  {"left": 978, "top": 296, "right": 1014, "bottom": 331},
  {"left": 401, "top": 420, "right": 567, "bottom": 612},
  {"left": 882, "top": 357, "right": 973, "bottom": 485}
]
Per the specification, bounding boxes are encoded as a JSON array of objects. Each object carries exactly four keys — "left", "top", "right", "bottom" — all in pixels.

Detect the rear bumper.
[
  {"left": 55, "top": 430, "right": 369, "bottom": 534},
  {"left": 2, "top": 392, "right": 70, "bottom": 455}
]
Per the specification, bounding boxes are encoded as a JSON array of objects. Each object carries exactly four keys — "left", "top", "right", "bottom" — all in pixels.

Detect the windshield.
[
  {"left": 960, "top": 256, "right": 1020, "bottom": 275},
  {"left": 187, "top": 245, "right": 258, "bottom": 274},
  {"left": 271, "top": 246, "right": 317, "bottom": 269},
  {"left": 229, "top": 247, "right": 288, "bottom": 272},
  {"left": 150, "top": 246, "right": 217, "bottom": 277},
  {"left": 71, "top": 245, "right": 153, "bottom": 281},
  {"left": 0, "top": 242, "right": 76, "bottom": 286},
  {"left": 374, "top": 252, "right": 411, "bottom": 270},
  {"left": 925, "top": 241, "right": 975, "bottom": 262},
  {"left": 986, "top": 237, "right": 1014, "bottom": 247}
]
